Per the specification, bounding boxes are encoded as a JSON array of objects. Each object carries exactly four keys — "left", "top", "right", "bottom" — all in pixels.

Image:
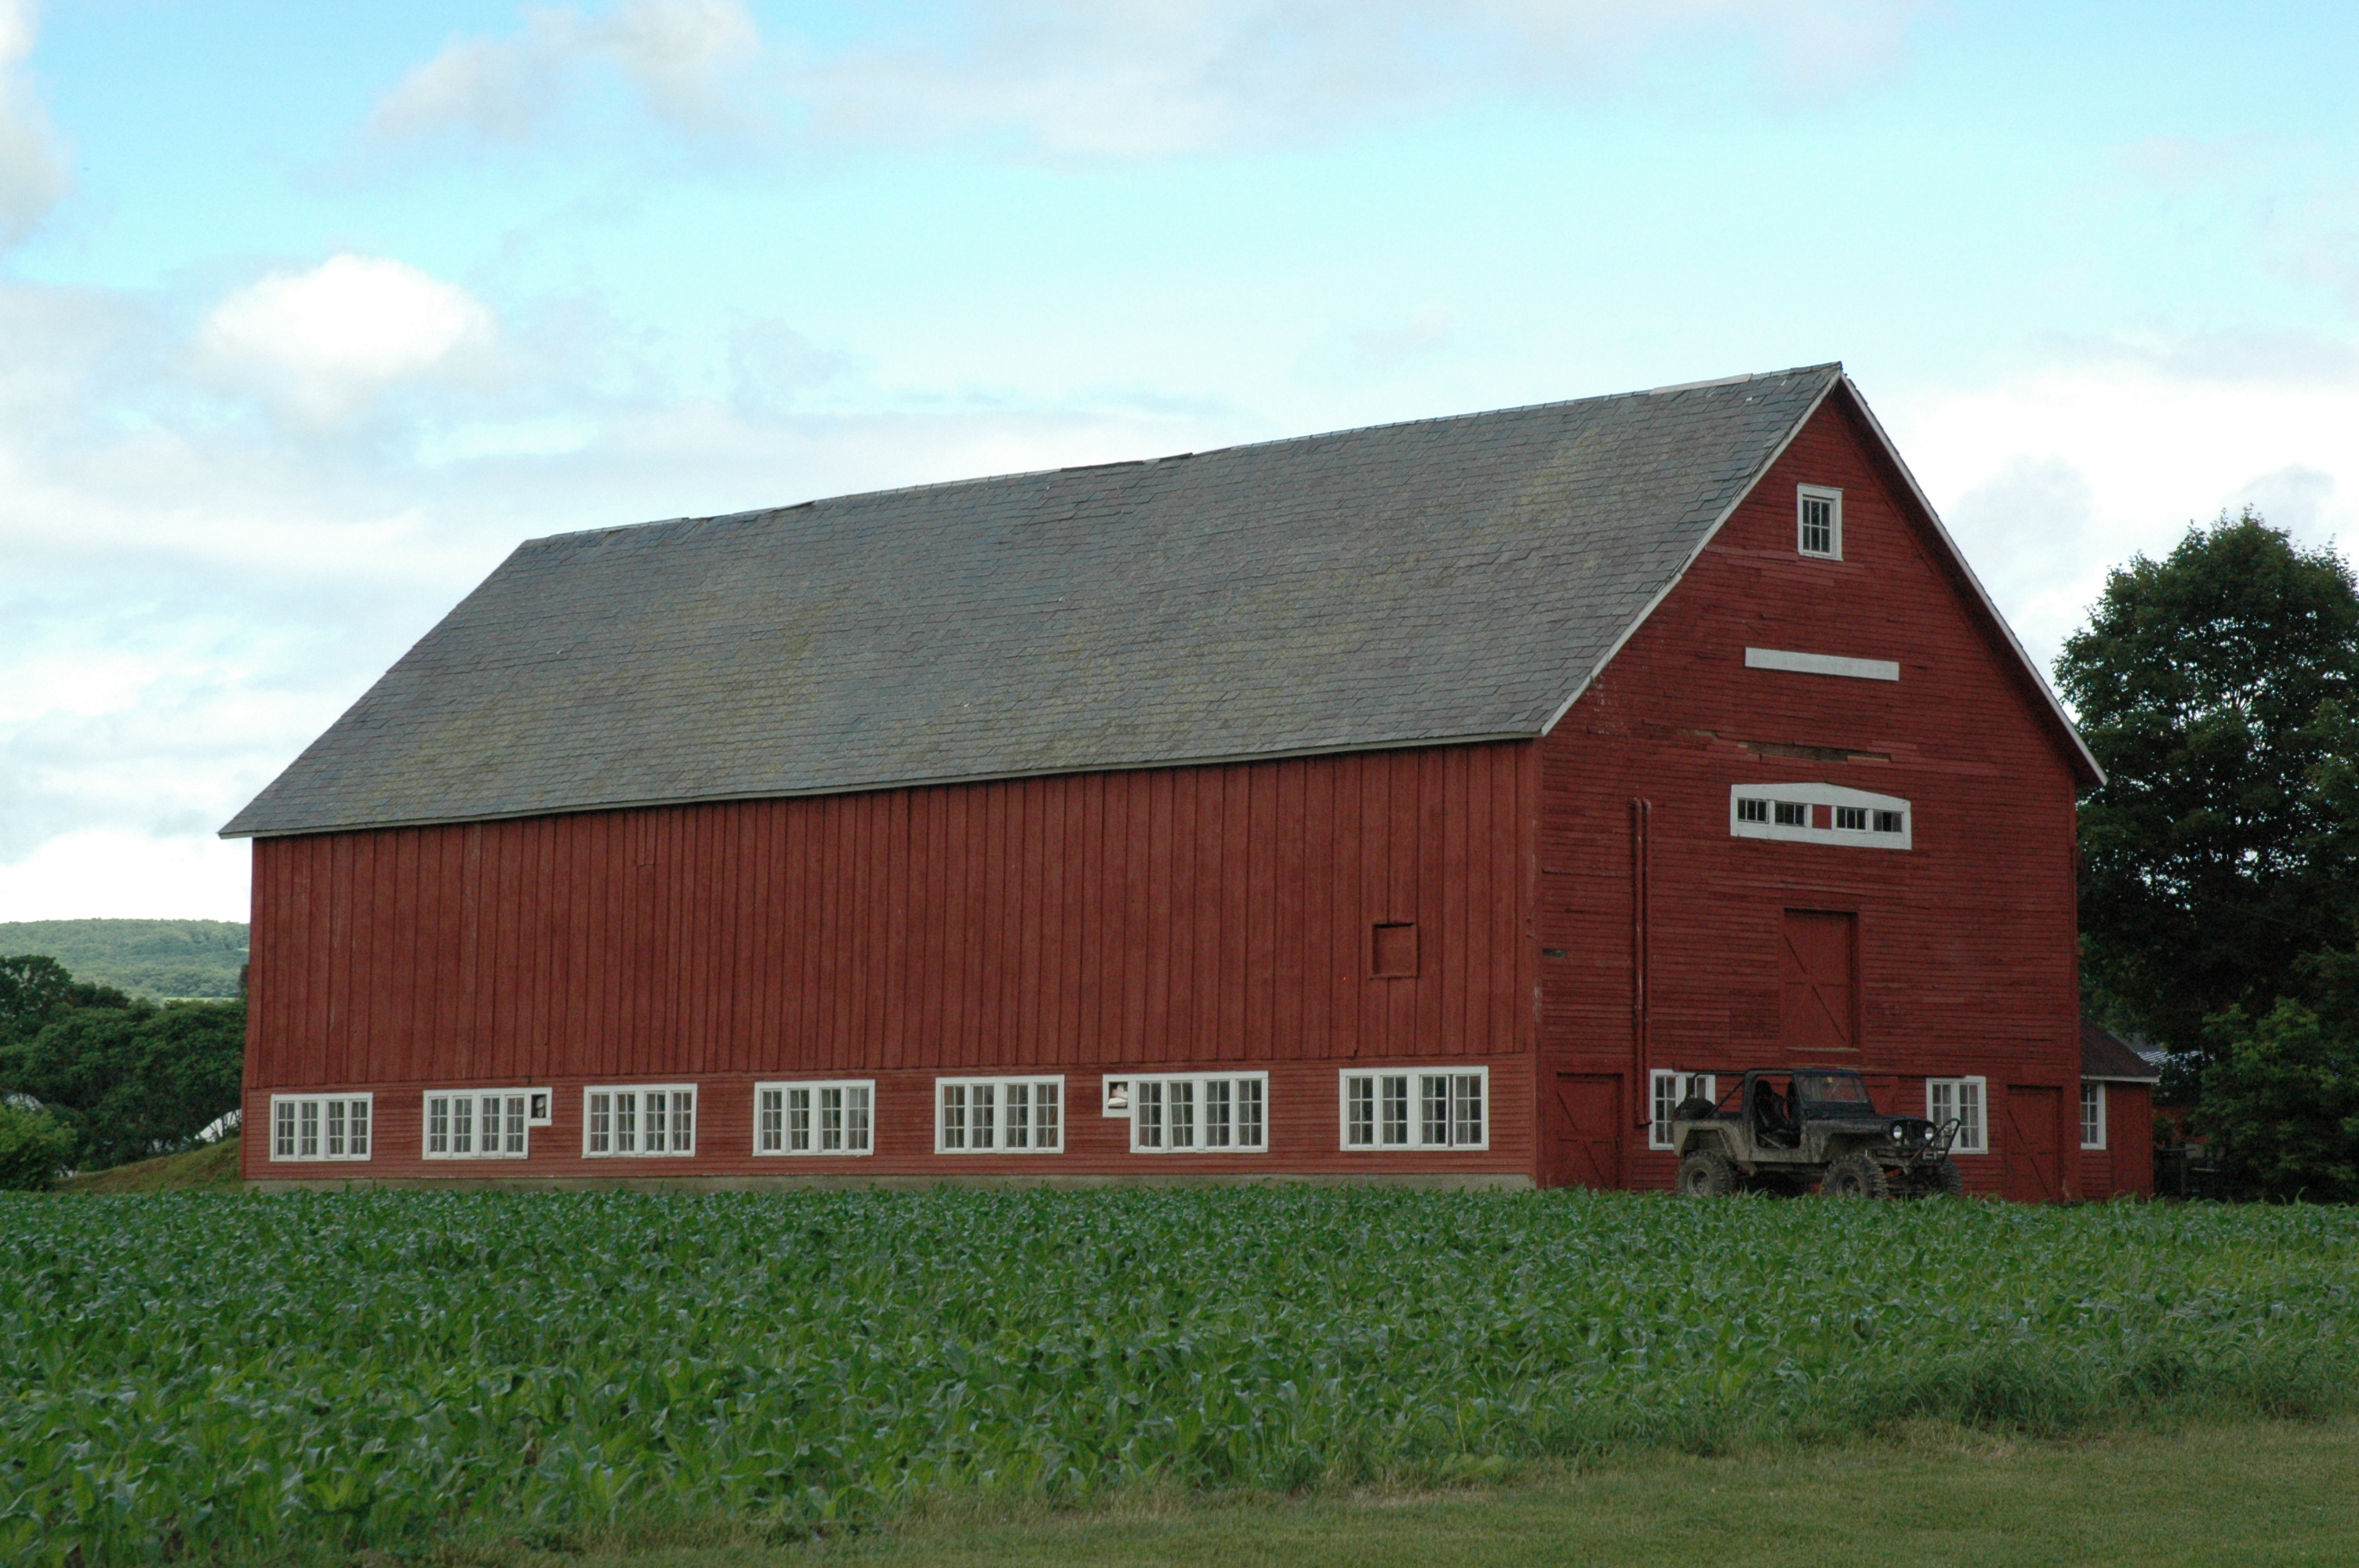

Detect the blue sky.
[{"left": 4, "top": 0, "right": 2357, "bottom": 920}]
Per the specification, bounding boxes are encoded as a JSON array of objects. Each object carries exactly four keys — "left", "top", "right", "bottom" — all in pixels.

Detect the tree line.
[
  {"left": 0, "top": 956, "right": 244, "bottom": 1189},
  {"left": 2062, "top": 510, "right": 2359, "bottom": 1200}
]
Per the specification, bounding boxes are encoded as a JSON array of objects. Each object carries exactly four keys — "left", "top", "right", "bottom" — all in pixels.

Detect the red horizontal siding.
[
  {"left": 2080, "top": 1082, "right": 2155, "bottom": 1198},
  {"left": 245, "top": 742, "right": 1539, "bottom": 1181}
]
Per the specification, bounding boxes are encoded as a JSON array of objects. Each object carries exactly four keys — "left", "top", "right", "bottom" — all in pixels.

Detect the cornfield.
[{"left": 6, "top": 1188, "right": 2356, "bottom": 1565}]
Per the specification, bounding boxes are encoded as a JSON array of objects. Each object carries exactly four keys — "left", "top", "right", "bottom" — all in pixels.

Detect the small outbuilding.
[
  {"left": 225, "top": 362, "right": 2104, "bottom": 1195},
  {"left": 2079, "top": 1021, "right": 2161, "bottom": 1198}
]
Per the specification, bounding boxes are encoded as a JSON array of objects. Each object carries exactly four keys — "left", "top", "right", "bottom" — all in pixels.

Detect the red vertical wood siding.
[
  {"left": 245, "top": 742, "right": 1537, "bottom": 1182},
  {"left": 1535, "top": 394, "right": 2085, "bottom": 1196}
]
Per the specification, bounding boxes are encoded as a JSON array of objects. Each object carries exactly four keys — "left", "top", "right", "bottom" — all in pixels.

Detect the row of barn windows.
[
  {"left": 267, "top": 1067, "right": 1489, "bottom": 1163},
  {"left": 1734, "top": 798, "right": 1904, "bottom": 834},
  {"left": 1644, "top": 1071, "right": 2114, "bottom": 1153}
]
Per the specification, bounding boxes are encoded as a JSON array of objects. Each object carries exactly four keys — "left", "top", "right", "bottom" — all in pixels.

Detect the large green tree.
[
  {"left": 2057, "top": 511, "right": 2359, "bottom": 1058},
  {"left": 0, "top": 953, "right": 243, "bottom": 1171},
  {"left": 0, "top": 953, "right": 131, "bottom": 1035},
  {"left": 2193, "top": 1000, "right": 2359, "bottom": 1201},
  {"left": 0, "top": 1102, "right": 75, "bottom": 1191},
  {"left": 0, "top": 999, "right": 245, "bottom": 1170}
]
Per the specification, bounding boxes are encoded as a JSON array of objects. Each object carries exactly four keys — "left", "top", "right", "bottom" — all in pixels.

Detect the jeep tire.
[
  {"left": 1677, "top": 1149, "right": 1739, "bottom": 1196},
  {"left": 1821, "top": 1152, "right": 1890, "bottom": 1200}
]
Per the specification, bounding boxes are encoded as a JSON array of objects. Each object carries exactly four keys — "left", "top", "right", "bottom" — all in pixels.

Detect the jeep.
[{"left": 1670, "top": 1067, "right": 1962, "bottom": 1198}]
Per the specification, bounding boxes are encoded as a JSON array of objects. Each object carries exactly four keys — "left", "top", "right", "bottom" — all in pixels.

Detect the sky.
[{"left": 3, "top": 0, "right": 2357, "bottom": 923}]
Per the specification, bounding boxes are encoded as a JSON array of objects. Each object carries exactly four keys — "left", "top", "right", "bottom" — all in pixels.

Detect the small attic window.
[{"left": 1797, "top": 485, "right": 1842, "bottom": 559}]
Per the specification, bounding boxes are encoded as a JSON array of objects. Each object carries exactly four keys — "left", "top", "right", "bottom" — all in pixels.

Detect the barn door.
[
  {"left": 1779, "top": 909, "right": 1858, "bottom": 1054},
  {"left": 2004, "top": 1085, "right": 2063, "bottom": 1202},
  {"left": 1549, "top": 1074, "right": 1623, "bottom": 1189}
]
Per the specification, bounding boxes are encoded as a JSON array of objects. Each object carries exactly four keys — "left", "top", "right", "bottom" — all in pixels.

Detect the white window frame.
[
  {"left": 423, "top": 1088, "right": 538, "bottom": 1160},
  {"left": 268, "top": 1093, "right": 373, "bottom": 1162},
  {"left": 1121, "top": 1072, "right": 1269, "bottom": 1153},
  {"left": 1729, "top": 782, "right": 1912, "bottom": 851},
  {"left": 935, "top": 1076, "right": 1065, "bottom": 1154},
  {"left": 582, "top": 1084, "right": 699, "bottom": 1158},
  {"left": 1648, "top": 1071, "right": 1717, "bottom": 1151},
  {"left": 2080, "top": 1081, "right": 2106, "bottom": 1150},
  {"left": 754, "top": 1079, "right": 875, "bottom": 1156},
  {"left": 1927, "top": 1076, "right": 1988, "bottom": 1155},
  {"left": 1797, "top": 485, "right": 1843, "bottom": 559},
  {"left": 1338, "top": 1066, "right": 1489, "bottom": 1151}
]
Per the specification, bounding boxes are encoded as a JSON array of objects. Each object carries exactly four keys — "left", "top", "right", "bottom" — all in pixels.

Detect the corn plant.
[{"left": 2, "top": 1188, "right": 2354, "bottom": 1566}]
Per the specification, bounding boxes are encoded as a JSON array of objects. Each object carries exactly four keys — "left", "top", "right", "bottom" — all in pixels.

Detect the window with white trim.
[
  {"left": 1797, "top": 485, "right": 1842, "bottom": 559},
  {"left": 755, "top": 1080, "right": 874, "bottom": 1156},
  {"left": 1730, "top": 783, "right": 1911, "bottom": 851},
  {"left": 2080, "top": 1081, "right": 2106, "bottom": 1150},
  {"left": 270, "top": 1093, "right": 373, "bottom": 1162},
  {"left": 936, "top": 1076, "right": 1063, "bottom": 1153},
  {"left": 424, "top": 1089, "right": 537, "bottom": 1159},
  {"left": 583, "top": 1084, "right": 698, "bottom": 1156},
  {"left": 1927, "top": 1077, "right": 1986, "bottom": 1154},
  {"left": 1339, "top": 1066, "right": 1488, "bottom": 1150},
  {"left": 1126, "top": 1072, "right": 1267, "bottom": 1152},
  {"left": 1648, "top": 1071, "right": 1717, "bottom": 1150}
]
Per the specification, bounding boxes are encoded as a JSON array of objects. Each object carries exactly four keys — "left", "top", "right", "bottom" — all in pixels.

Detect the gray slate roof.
[{"left": 227, "top": 365, "right": 1852, "bottom": 839}]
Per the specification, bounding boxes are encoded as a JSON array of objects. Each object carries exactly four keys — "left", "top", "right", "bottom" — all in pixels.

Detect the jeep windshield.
[{"left": 1793, "top": 1073, "right": 1877, "bottom": 1113}]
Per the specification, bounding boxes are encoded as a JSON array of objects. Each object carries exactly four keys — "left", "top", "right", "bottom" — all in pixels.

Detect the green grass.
[
  {"left": 0, "top": 916, "right": 247, "bottom": 998},
  {"left": 548, "top": 1418, "right": 2359, "bottom": 1567},
  {"left": 60, "top": 1134, "right": 242, "bottom": 1192},
  {"left": 5, "top": 1189, "right": 2357, "bottom": 1566}
]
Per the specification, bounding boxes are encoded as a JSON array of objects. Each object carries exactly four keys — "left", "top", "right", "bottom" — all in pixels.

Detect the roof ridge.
[{"left": 525, "top": 363, "right": 1848, "bottom": 550}]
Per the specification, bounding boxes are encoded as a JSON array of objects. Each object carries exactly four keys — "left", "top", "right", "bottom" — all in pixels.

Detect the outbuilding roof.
[
  {"left": 2082, "top": 1021, "right": 2162, "bottom": 1083},
  {"left": 224, "top": 363, "right": 2093, "bottom": 839}
]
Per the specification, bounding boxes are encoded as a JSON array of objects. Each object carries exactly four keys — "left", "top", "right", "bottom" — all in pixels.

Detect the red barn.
[{"left": 225, "top": 363, "right": 2111, "bottom": 1196}]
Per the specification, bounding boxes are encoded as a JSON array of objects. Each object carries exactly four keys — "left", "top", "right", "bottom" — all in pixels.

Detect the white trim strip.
[{"left": 1746, "top": 647, "right": 1899, "bottom": 682}]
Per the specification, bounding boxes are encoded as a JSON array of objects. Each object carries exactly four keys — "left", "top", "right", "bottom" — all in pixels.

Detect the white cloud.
[
  {"left": 2232, "top": 464, "right": 2337, "bottom": 542},
  {"left": 0, "top": 0, "right": 67, "bottom": 245},
  {"left": 0, "top": 831, "right": 252, "bottom": 924},
  {"left": 372, "top": 0, "right": 761, "bottom": 143},
  {"left": 2112, "top": 134, "right": 2359, "bottom": 319},
  {"left": 193, "top": 255, "right": 500, "bottom": 425},
  {"left": 794, "top": 0, "right": 1928, "bottom": 158},
  {"left": 1883, "top": 352, "right": 2359, "bottom": 673},
  {"left": 361, "top": 0, "right": 1924, "bottom": 160}
]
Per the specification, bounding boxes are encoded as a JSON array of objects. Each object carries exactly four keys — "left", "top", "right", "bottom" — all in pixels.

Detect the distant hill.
[{"left": 0, "top": 919, "right": 249, "bottom": 1000}]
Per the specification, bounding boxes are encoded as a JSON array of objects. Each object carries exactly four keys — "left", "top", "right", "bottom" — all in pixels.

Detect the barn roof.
[{"left": 224, "top": 362, "right": 2094, "bottom": 839}]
